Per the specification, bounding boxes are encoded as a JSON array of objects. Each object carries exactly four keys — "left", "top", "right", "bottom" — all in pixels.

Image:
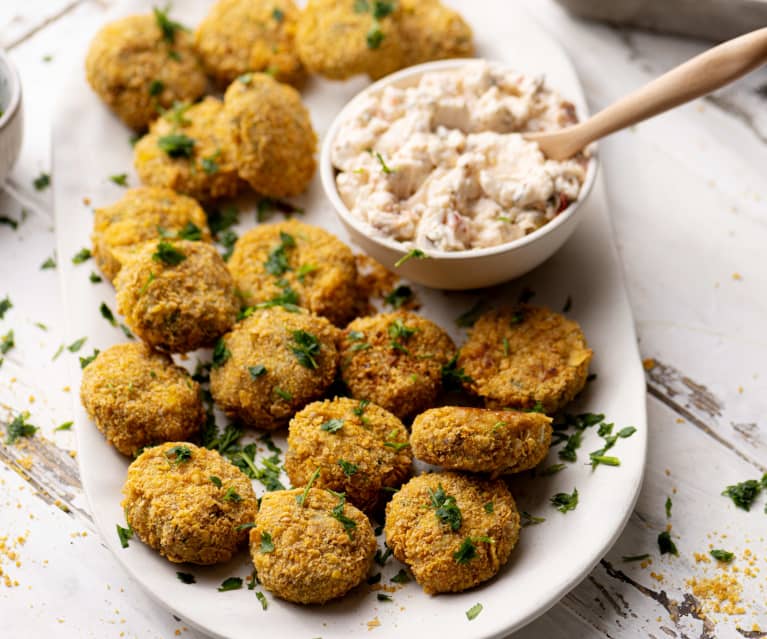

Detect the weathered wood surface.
[{"left": 1, "top": 1, "right": 765, "bottom": 637}]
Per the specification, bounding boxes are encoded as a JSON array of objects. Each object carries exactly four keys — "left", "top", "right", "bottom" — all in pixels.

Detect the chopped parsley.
[
  {"left": 55, "top": 421, "right": 73, "bottom": 431},
  {"left": 165, "top": 444, "right": 192, "bottom": 466},
  {"left": 290, "top": 330, "right": 320, "bottom": 369},
  {"left": 33, "top": 173, "right": 51, "bottom": 191},
  {"left": 710, "top": 549, "right": 734, "bottom": 563},
  {"left": 329, "top": 491, "right": 357, "bottom": 539},
  {"left": 274, "top": 387, "right": 292, "bottom": 401},
  {"left": 234, "top": 448, "right": 285, "bottom": 492},
  {"left": 520, "top": 511, "right": 546, "bottom": 527},
  {"left": 157, "top": 133, "right": 195, "bottom": 158},
  {"left": 259, "top": 531, "right": 275, "bottom": 553},
  {"left": 338, "top": 458, "right": 358, "bottom": 477},
  {"left": 116, "top": 523, "right": 133, "bottom": 548},
  {"left": 383, "top": 284, "right": 413, "bottom": 309},
  {"left": 372, "top": 1, "right": 395, "bottom": 19},
  {"left": 539, "top": 463, "right": 566, "bottom": 476},
  {"left": 390, "top": 568, "right": 410, "bottom": 584},
  {"left": 366, "top": 21, "right": 385, "bottom": 49},
  {"left": 218, "top": 577, "right": 243, "bottom": 592},
  {"left": 207, "top": 205, "right": 238, "bottom": 236},
  {"left": 148, "top": 79, "right": 164, "bottom": 96},
  {"left": 255, "top": 591, "right": 268, "bottom": 610},
  {"left": 589, "top": 454, "right": 620, "bottom": 467},
  {"left": 374, "top": 545, "right": 393, "bottom": 566},
  {"left": 248, "top": 364, "right": 267, "bottom": 379},
  {"left": 427, "top": 484, "right": 462, "bottom": 531},
  {"left": 209, "top": 475, "right": 222, "bottom": 488},
  {"left": 721, "top": 476, "right": 766, "bottom": 511},
  {"left": 176, "top": 572, "right": 196, "bottom": 584},
  {"left": 212, "top": 338, "right": 230, "bottom": 368},
  {"left": 455, "top": 300, "right": 486, "bottom": 327},
  {"left": 352, "top": 399, "right": 370, "bottom": 419},
  {"left": 100, "top": 302, "right": 117, "bottom": 326},
  {"left": 384, "top": 429, "right": 410, "bottom": 452},
  {"left": 622, "top": 554, "right": 650, "bottom": 562},
  {"left": 441, "top": 353, "right": 472, "bottom": 390},
  {"left": 89, "top": 271, "right": 102, "bottom": 283},
  {"left": 218, "top": 229, "right": 238, "bottom": 261},
  {"left": 272, "top": 7, "right": 284, "bottom": 21},
  {"left": 296, "top": 467, "right": 321, "bottom": 506},
  {"left": 0, "top": 296, "right": 11, "bottom": 319},
  {"left": 550, "top": 488, "right": 578, "bottom": 513},
  {"left": 321, "top": 418, "right": 344, "bottom": 433},
  {"left": 0, "top": 330, "right": 14, "bottom": 357},
  {"left": 223, "top": 487, "right": 242, "bottom": 502},
  {"left": 388, "top": 318, "right": 416, "bottom": 354},
  {"left": 41, "top": 256, "right": 57, "bottom": 270},
  {"left": 264, "top": 231, "right": 296, "bottom": 276},
  {"left": 453, "top": 536, "right": 493, "bottom": 564},
  {"left": 72, "top": 248, "right": 92, "bottom": 264},
  {"left": 657, "top": 531, "right": 678, "bottom": 556},
  {"left": 558, "top": 430, "right": 583, "bottom": 462},
  {"left": 394, "top": 248, "right": 427, "bottom": 268},
  {"left": 0, "top": 215, "right": 18, "bottom": 230},
  {"left": 296, "top": 263, "right": 318, "bottom": 282},
  {"left": 109, "top": 173, "right": 129, "bottom": 187},
  {"left": 159, "top": 222, "right": 203, "bottom": 242},
  {"left": 5, "top": 412, "right": 37, "bottom": 444},
  {"left": 67, "top": 337, "right": 87, "bottom": 352},
  {"left": 377, "top": 593, "right": 393, "bottom": 602},
  {"left": 152, "top": 241, "right": 186, "bottom": 265},
  {"left": 484, "top": 501, "right": 494, "bottom": 513},
  {"left": 375, "top": 151, "right": 394, "bottom": 174},
  {"left": 665, "top": 496, "right": 672, "bottom": 518},
  {"left": 153, "top": 4, "right": 186, "bottom": 44},
  {"left": 466, "top": 603, "right": 483, "bottom": 621},
  {"left": 80, "top": 349, "right": 100, "bottom": 369}
]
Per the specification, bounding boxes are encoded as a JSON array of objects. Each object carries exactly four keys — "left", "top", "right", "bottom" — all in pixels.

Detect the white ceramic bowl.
[
  {"left": 0, "top": 48, "right": 23, "bottom": 187},
  {"left": 320, "top": 59, "right": 598, "bottom": 290}
]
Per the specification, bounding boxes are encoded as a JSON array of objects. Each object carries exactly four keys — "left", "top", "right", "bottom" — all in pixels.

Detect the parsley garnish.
[
  {"left": 176, "top": 572, "right": 196, "bottom": 584},
  {"left": 109, "top": 173, "right": 128, "bottom": 187},
  {"left": 321, "top": 418, "right": 344, "bottom": 433},
  {"left": 218, "top": 577, "right": 243, "bottom": 592},
  {"left": 329, "top": 491, "right": 357, "bottom": 539},
  {"left": 455, "top": 300, "right": 485, "bottom": 327},
  {"left": 352, "top": 399, "right": 370, "bottom": 419},
  {"left": 521, "top": 511, "right": 546, "bottom": 527},
  {"left": 558, "top": 430, "right": 583, "bottom": 462},
  {"left": 207, "top": 206, "right": 238, "bottom": 235},
  {"left": 218, "top": 229, "right": 238, "bottom": 261},
  {"left": 80, "top": 349, "right": 100, "bottom": 369},
  {"left": 255, "top": 591, "right": 268, "bottom": 610},
  {"left": 100, "top": 302, "right": 117, "bottom": 326},
  {"left": 384, "top": 429, "right": 410, "bottom": 451},
  {"left": 427, "top": 484, "right": 462, "bottom": 531},
  {"left": 296, "top": 467, "right": 321, "bottom": 506},
  {"left": 116, "top": 523, "right": 133, "bottom": 548},
  {"left": 72, "top": 248, "right": 92, "bottom": 264},
  {"left": 622, "top": 554, "right": 650, "bottom": 562},
  {"left": 338, "top": 459, "right": 358, "bottom": 477},
  {"left": 377, "top": 593, "right": 393, "bottom": 602},
  {"left": 152, "top": 241, "right": 186, "bottom": 266},
  {"left": 394, "top": 248, "right": 426, "bottom": 268},
  {"left": 0, "top": 297, "right": 11, "bottom": 319},
  {"left": 484, "top": 501, "right": 494, "bottom": 513},
  {"left": 550, "top": 488, "right": 578, "bottom": 513},
  {"left": 55, "top": 421, "right": 73, "bottom": 431},
  {"left": 466, "top": 603, "right": 483, "bottom": 620},
  {"left": 248, "top": 364, "right": 266, "bottom": 379},
  {"left": 33, "top": 173, "right": 51, "bottom": 191},
  {"left": 209, "top": 475, "right": 222, "bottom": 488},
  {"left": 290, "top": 330, "right": 320, "bottom": 369},
  {"left": 0, "top": 215, "right": 18, "bottom": 230},
  {"left": 67, "top": 337, "right": 87, "bottom": 352},
  {"left": 0, "top": 330, "right": 14, "bottom": 357},
  {"left": 264, "top": 231, "right": 296, "bottom": 276},
  {"left": 722, "top": 476, "right": 766, "bottom": 511},
  {"left": 41, "top": 256, "right": 56, "bottom": 270},
  {"left": 387, "top": 318, "right": 416, "bottom": 354},
  {"left": 375, "top": 151, "right": 394, "bottom": 174},
  {"left": 665, "top": 496, "right": 672, "bottom": 518},
  {"left": 657, "top": 531, "right": 678, "bottom": 556},
  {"left": 157, "top": 133, "right": 195, "bottom": 158},
  {"left": 212, "top": 337, "right": 230, "bottom": 368},
  {"left": 390, "top": 568, "right": 410, "bottom": 584},
  {"left": 234, "top": 447, "right": 285, "bottom": 492},
  {"left": 223, "top": 487, "right": 242, "bottom": 502},
  {"left": 272, "top": 7, "right": 284, "bottom": 21},
  {"left": 441, "top": 353, "right": 473, "bottom": 390},
  {"left": 539, "top": 463, "right": 566, "bottom": 476},
  {"left": 89, "top": 271, "right": 102, "bottom": 283},
  {"left": 165, "top": 445, "right": 192, "bottom": 465},
  {"left": 5, "top": 412, "right": 37, "bottom": 444},
  {"left": 148, "top": 79, "right": 164, "bottom": 96},
  {"left": 374, "top": 545, "right": 393, "bottom": 566},
  {"left": 366, "top": 22, "right": 384, "bottom": 49},
  {"left": 710, "top": 549, "right": 734, "bottom": 563},
  {"left": 259, "top": 531, "right": 275, "bottom": 553},
  {"left": 383, "top": 285, "right": 412, "bottom": 309},
  {"left": 153, "top": 4, "right": 186, "bottom": 44},
  {"left": 296, "top": 263, "right": 317, "bottom": 282},
  {"left": 454, "top": 536, "right": 493, "bottom": 564},
  {"left": 274, "top": 387, "right": 292, "bottom": 401}
]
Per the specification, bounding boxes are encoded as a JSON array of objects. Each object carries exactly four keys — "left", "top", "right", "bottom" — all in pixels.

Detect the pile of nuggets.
[{"left": 80, "top": 0, "right": 594, "bottom": 606}]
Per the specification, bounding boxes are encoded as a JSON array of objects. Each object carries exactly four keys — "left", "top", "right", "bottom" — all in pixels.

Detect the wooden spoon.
[{"left": 525, "top": 27, "right": 767, "bottom": 160}]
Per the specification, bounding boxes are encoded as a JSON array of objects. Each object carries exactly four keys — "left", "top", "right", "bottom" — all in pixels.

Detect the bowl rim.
[
  {"left": 0, "top": 48, "right": 22, "bottom": 131},
  {"left": 320, "top": 57, "right": 599, "bottom": 261}
]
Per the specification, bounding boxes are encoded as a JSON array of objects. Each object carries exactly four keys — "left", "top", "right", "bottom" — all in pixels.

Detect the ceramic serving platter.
[{"left": 53, "top": 2, "right": 647, "bottom": 637}]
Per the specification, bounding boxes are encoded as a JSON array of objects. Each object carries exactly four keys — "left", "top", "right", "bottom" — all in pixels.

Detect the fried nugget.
[{"left": 398, "top": 0, "right": 474, "bottom": 66}]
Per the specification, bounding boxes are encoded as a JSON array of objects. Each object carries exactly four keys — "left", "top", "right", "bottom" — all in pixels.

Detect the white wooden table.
[{"left": 0, "top": 2, "right": 765, "bottom": 637}]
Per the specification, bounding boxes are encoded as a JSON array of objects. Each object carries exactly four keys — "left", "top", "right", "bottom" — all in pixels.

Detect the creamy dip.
[{"left": 331, "top": 61, "right": 588, "bottom": 252}]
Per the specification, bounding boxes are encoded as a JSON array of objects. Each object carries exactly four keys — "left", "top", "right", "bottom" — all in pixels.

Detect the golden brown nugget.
[
  {"left": 458, "top": 305, "right": 592, "bottom": 413},
  {"left": 80, "top": 343, "right": 204, "bottom": 457},
  {"left": 85, "top": 11, "right": 207, "bottom": 130},
  {"left": 398, "top": 0, "right": 474, "bottom": 66},
  {"left": 296, "top": 0, "right": 405, "bottom": 80},
  {"left": 411, "top": 407, "right": 552, "bottom": 476},
  {"left": 227, "top": 220, "right": 358, "bottom": 326},
  {"left": 250, "top": 488, "right": 376, "bottom": 603},
  {"left": 92, "top": 187, "right": 211, "bottom": 283},
  {"left": 134, "top": 97, "right": 242, "bottom": 203},
  {"left": 285, "top": 397, "right": 412, "bottom": 513},
  {"left": 195, "top": 0, "right": 304, "bottom": 87},
  {"left": 224, "top": 73, "right": 316, "bottom": 197},
  {"left": 123, "top": 442, "right": 257, "bottom": 564},
  {"left": 209, "top": 308, "right": 339, "bottom": 430},
  {"left": 115, "top": 240, "right": 238, "bottom": 353},
  {"left": 384, "top": 471, "right": 519, "bottom": 594},
  {"left": 339, "top": 310, "right": 455, "bottom": 419}
]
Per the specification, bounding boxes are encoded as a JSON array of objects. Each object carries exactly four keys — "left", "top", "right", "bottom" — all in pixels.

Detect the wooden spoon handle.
[{"left": 543, "top": 27, "right": 767, "bottom": 159}]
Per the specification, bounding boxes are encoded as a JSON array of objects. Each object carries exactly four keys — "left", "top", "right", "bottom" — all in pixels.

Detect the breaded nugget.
[
  {"left": 227, "top": 220, "right": 358, "bottom": 326},
  {"left": 92, "top": 187, "right": 211, "bottom": 283},
  {"left": 123, "top": 442, "right": 258, "bottom": 564},
  {"left": 80, "top": 343, "right": 204, "bottom": 456},
  {"left": 296, "top": 0, "right": 404, "bottom": 80},
  {"left": 223, "top": 73, "right": 316, "bottom": 197},
  {"left": 85, "top": 11, "right": 207, "bottom": 130},
  {"left": 195, "top": 0, "right": 304, "bottom": 87},
  {"left": 411, "top": 406, "right": 552, "bottom": 475},
  {"left": 339, "top": 310, "right": 455, "bottom": 419},
  {"left": 398, "top": 0, "right": 474, "bottom": 66},
  {"left": 458, "top": 305, "right": 592, "bottom": 413},
  {"left": 384, "top": 471, "right": 519, "bottom": 594},
  {"left": 134, "top": 97, "right": 242, "bottom": 203},
  {"left": 250, "top": 487, "right": 376, "bottom": 603},
  {"left": 285, "top": 397, "right": 412, "bottom": 512},
  {"left": 115, "top": 240, "right": 238, "bottom": 353},
  {"left": 209, "top": 308, "right": 339, "bottom": 430}
]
